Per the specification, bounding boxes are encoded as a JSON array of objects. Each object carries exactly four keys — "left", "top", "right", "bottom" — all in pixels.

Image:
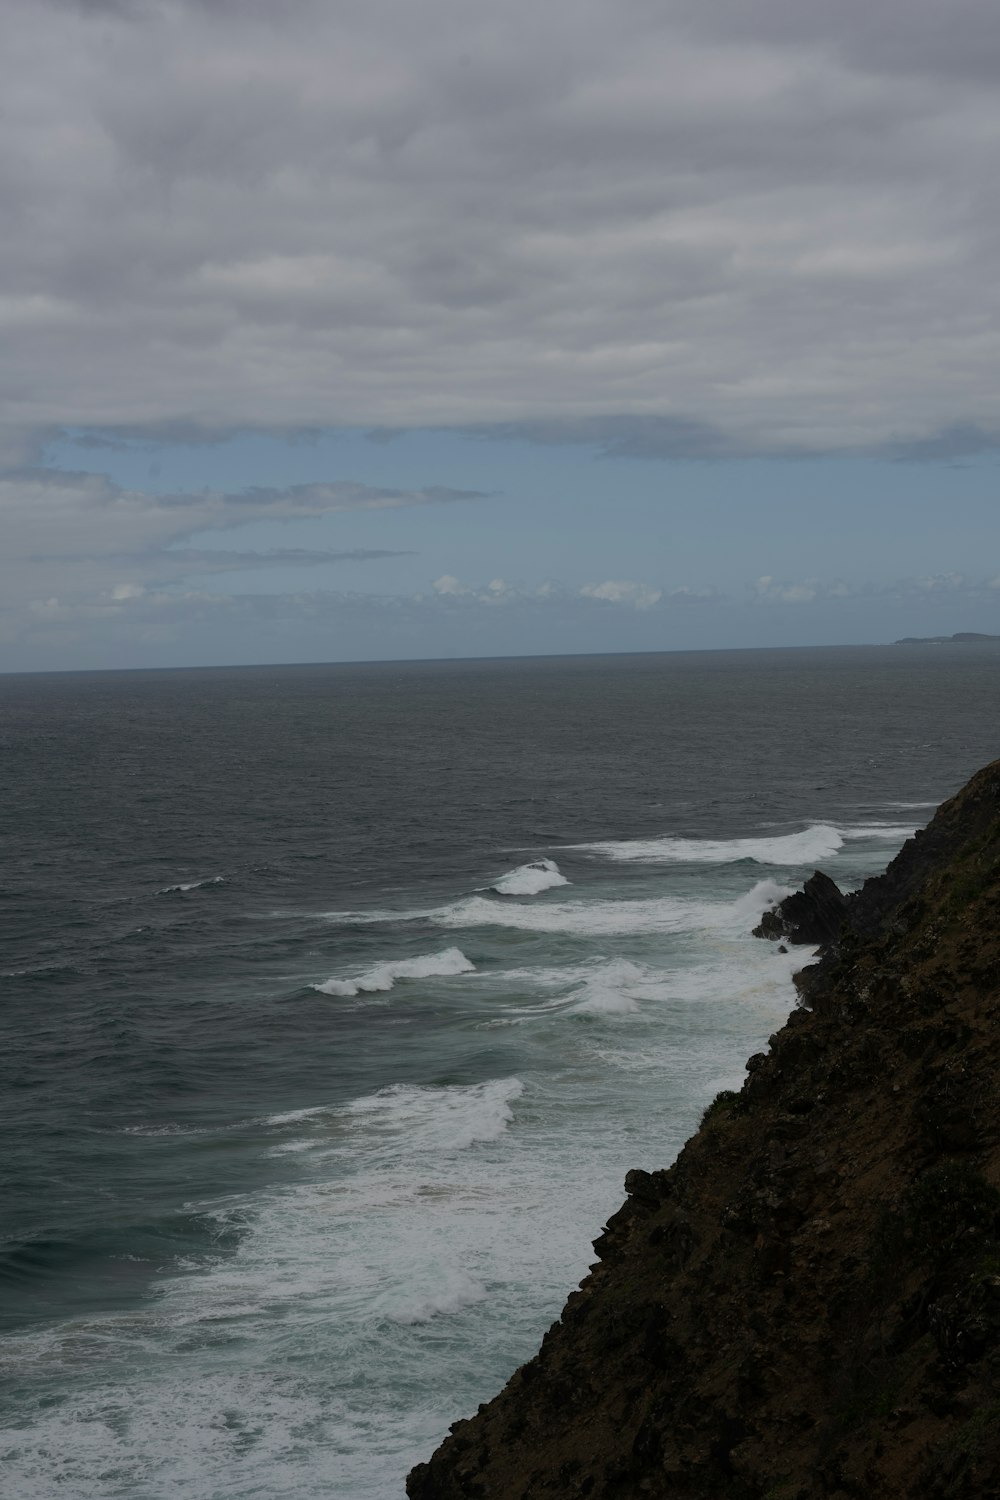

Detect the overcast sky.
[{"left": 4, "top": 0, "right": 1000, "bottom": 670}]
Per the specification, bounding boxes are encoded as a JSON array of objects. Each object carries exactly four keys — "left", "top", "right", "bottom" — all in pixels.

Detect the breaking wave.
[
  {"left": 562, "top": 821, "right": 916, "bottom": 866},
  {"left": 313, "top": 946, "right": 475, "bottom": 996},
  {"left": 344, "top": 1077, "right": 524, "bottom": 1153},
  {"left": 426, "top": 879, "right": 790, "bottom": 938},
  {"left": 157, "top": 876, "right": 225, "bottom": 894},
  {"left": 488, "top": 859, "right": 569, "bottom": 896},
  {"left": 381, "top": 1269, "right": 488, "bottom": 1325}
]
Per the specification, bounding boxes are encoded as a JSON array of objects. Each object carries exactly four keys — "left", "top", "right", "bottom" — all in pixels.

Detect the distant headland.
[{"left": 895, "top": 631, "right": 1000, "bottom": 644}]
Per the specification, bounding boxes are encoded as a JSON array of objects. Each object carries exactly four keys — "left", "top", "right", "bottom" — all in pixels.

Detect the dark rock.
[{"left": 753, "top": 870, "right": 850, "bottom": 945}]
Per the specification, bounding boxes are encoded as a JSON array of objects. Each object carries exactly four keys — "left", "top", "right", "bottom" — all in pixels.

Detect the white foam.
[
  {"left": 563, "top": 820, "right": 921, "bottom": 867},
  {"left": 344, "top": 1077, "right": 524, "bottom": 1154},
  {"left": 488, "top": 858, "right": 569, "bottom": 896},
  {"left": 426, "top": 878, "right": 790, "bottom": 938},
  {"left": 837, "top": 822, "right": 917, "bottom": 840},
  {"left": 157, "top": 876, "right": 224, "bottom": 894},
  {"left": 567, "top": 959, "right": 645, "bottom": 1015},
  {"left": 380, "top": 1268, "right": 488, "bottom": 1325},
  {"left": 563, "top": 824, "right": 845, "bottom": 865},
  {"left": 873, "top": 800, "right": 937, "bottom": 810},
  {"left": 313, "top": 946, "right": 475, "bottom": 997},
  {"left": 264, "top": 1104, "right": 332, "bottom": 1127}
]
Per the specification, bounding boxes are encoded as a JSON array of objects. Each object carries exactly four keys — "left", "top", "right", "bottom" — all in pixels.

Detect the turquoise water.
[{"left": 2, "top": 645, "right": 998, "bottom": 1497}]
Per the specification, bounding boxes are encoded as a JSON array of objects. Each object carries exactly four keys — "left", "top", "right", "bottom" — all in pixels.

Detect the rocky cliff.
[{"left": 408, "top": 759, "right": 1000, "bottom": 1500}]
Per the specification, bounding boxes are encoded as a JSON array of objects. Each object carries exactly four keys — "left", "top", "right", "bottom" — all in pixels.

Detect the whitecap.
[
  {"left": 379, "top": 1269, "right": 487, "bottom": 1325},
  {"left": 427, "top": 878, "right": 791, "bottom": 938},
  {"left": 837, "top": 823, "right": 918, "bottom": 840},
  {"left": 561, "top": 824, "right": 845, "bottom": 865},
  {"left": 313, "top": 946, "right": 475, "bottom": 997},
  {"left": 562, "top": 819, "right": 921, "bottom": 866},
  {"left": 264, "top": 1104, "right": 332, "bottom": 1127},
  {"left": 344, "top": 1077, "right": 523, "bottom": 1153},
  {"left": 157, "top": 876, "right": 224, "bottom": 894},
  {"left": 488, "top": 858, "right": 569, "bottom": 896},
  {"left": 566, "top": 960, "right": 645, "bottom": 1015},
  {"left": 871, "top": 800, "right": 938, "bottom": 810}
]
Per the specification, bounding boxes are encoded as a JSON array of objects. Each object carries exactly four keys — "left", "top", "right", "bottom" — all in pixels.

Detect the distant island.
[{"left": 895, "top": 631, "right": 1000, "bottom": 644}]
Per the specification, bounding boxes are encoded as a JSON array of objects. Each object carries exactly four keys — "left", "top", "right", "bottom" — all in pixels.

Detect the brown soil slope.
[{"left": 408, "top": 759, "right": 1000, "bottom": 1500}]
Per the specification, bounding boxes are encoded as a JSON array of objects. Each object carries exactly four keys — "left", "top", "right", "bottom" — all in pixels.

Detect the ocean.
[{"left": 2, "top": 643, "right": 998, "bottom": 1499}]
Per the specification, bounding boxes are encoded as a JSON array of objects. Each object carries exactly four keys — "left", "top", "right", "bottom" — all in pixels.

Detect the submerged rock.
[{"left": 408, "top": 759, "right": 1000, "bottom": 1500}]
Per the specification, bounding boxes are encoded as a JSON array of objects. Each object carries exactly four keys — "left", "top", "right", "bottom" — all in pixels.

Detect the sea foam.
[
  {"left": 344, "top": 1077, "right": 524, "bottom": 1153},
  {"left": 381, "top": 1268, "right": 488, "bottom": 1325},
  {"left": 489, "top": 858, "right": 569, "bottom": 896},
  {"left": 563, "top": 825, "right": 845, "bottom": 865},
  {"left": 313, "top": 946, "right": 474, "bottom": 996},
  {"left": 566, "top": 959, "right": 647, "bottom": 1014},
  {"left": 427, "top": 879, "right": 790, "bottom": 938},
  {"left": 157, "top": 876, "right": 225, "bottom": 894},
  {"left": 563, "top": 821, "right": 918, "bottom": 866}
]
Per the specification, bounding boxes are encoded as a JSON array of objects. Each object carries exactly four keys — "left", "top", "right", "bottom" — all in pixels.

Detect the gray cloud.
[
  {"left": 0, "top": 467, "right": 477, "bottom": 629},
  {"left": 165, "top": 547, "right": 414, "bottom": 570},
  {"left": 749, "top": 571, "right": 1000, "bottom": 606},
  {"left": 2, "top": 470, "right": 482, "bottom": 560},
  {"left": 3, "top": 0, "right": 1000, "bottom": 460},
  {"left": 465, "top": 416, "right": 741, "bottom": 461}
]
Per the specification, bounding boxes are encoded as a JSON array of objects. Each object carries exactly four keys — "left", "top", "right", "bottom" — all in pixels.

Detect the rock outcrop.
[
  {"left": 753, "top": 870, "right": 850, "bottom": 946},
  {"left": 408, "top": 759, "right": 1000, "bottom": 1500}
]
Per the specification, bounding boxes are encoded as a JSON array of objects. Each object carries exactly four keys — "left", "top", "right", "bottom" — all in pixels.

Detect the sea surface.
[{"left": 2, "top": 644, "right": 999, "bottom": 1499}]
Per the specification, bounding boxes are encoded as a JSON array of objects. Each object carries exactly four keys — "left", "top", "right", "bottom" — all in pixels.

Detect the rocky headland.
[{"left": 408, "top": 760, "right": 1000, "bottom": 1500}]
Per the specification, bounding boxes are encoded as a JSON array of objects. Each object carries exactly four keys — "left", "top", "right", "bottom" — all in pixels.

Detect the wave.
[
  {"left": 313, "top": 946, "right": 474, "bottom": 996},
  {"left": 836, "top": 822, "right": 918, "bottom": 840},
  {"left": 344, "top": 1077, "right": 523, "bottom": 1153},
  {"left": 566, "top": 959, "right": 646, "bottom": 1015},
  {"left": 157, "top": 876, "right": 224, "bottom": 894},
  {"left": 381, "top": 1269, "right": 488, "bottom": 1325},
  {"left": 425, "top": 878, "right": 790, "bottom": 938},
  {"left": 264, "top": 1104, "right": 332, "bottom": 1127},
  {"left": 488, "top": 858, "right": 569, "bottom": 896},
  {"left": 873, "top": 800, "right": 938, "bottom": 810},
  {"left": 561, "top": 820, "right": 916, "bottom": 866}
]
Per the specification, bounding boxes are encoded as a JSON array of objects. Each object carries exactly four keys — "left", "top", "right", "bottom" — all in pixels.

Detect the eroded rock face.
[
  {"left": 753, "top": 870, "right": 849, "bottom": 946},
  {"left": 408, "top": 760, "right": 1000, "bottom": 1500}
]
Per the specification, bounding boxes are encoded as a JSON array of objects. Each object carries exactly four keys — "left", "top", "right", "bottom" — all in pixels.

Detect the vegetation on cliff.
[{"left": 408, "top": 760, "right": 1000, "bottom": 1499}]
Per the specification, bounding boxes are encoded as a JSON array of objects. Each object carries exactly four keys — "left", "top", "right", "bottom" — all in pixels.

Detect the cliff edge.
[{"left": 408, "top": 759, "right": 1000, "bottom": 1500}]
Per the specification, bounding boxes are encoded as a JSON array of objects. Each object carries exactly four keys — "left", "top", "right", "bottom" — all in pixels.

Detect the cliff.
[{"left": 408, "top": 759, "right": 1000, "bottom": 1500}]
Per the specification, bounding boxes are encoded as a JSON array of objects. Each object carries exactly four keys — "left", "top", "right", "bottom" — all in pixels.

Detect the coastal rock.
[
  {"left": 408, "top": 759, "right": 1000, "bottom": 1500},
  {"left": 753, "top": 869, "right": 849, "bottom": 945}
]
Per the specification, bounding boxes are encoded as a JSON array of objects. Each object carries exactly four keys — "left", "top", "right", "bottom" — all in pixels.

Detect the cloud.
[
  {"left": 430, "top": 574, "right": 668, "bottom": 610},
  {"left": 3, "top": 0, "right": 1000, "bottom": 458},
  {"left": 580, "top": 579, "right": 663, "bottom": 610},
  {"left": 1, "top": 469, "right": 480, "bottom": 561},
  {"left": 752, "top": 575, "right": 821, "bottom": 604},
  {"left": 164, "top": 547, "right": 415, "bottom": 572},
  {"left": 9, "top": 561, "right": 1000, "bottom": 669},
  {"left": 750, "top": 570, "right": 1000, "bottom": 606},
  {"left": 431, "top": 574, "right": 471, "bottom": 597},
  {"left": 0, "top": 467, "right": 479, "bottom": 630}
]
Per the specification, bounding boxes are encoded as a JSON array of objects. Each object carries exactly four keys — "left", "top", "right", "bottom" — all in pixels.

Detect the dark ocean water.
[{"left": 2, "top": 644, "right": 998, "bottom": 1497}]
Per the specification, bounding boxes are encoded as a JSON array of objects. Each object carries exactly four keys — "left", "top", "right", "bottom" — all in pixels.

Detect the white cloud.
[
  {"left": 753, "top": 575, "right": 819, "bottom": 604},
  {"left": 431, "top": 574, "right": 470, "bottom": 597},
  {"left": 580, "top": 579, "right": 663, "bottom": 610}
]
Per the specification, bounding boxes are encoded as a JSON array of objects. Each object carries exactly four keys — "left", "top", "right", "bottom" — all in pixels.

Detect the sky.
[{"left": 3, "top": 0, "right": 1000, "bottom": 671}]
